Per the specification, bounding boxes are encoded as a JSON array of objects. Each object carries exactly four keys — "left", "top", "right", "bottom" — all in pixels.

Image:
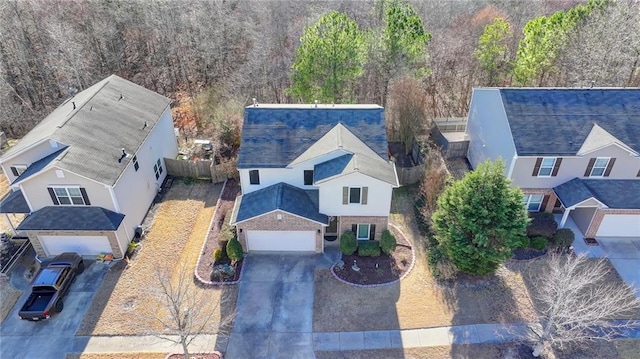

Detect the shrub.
[
  {"left": 220, "top": 223, "right": 237, "bottom": 242},
  {"left": 358, "top": 241, "right": 381, "bottom": 257},
  {"left": 530, "top": 236, "right": 548, "bottom": 251},
  {"left": 514, "top": 235, "right": 530, "bottom": 249},
  {"left": 340, "top": 231, "right": 358, "bottom": 256},
  {"left": 226, "top": 236, "right": 244, "bottom": 264},
  {"left": 380, "top": 230, "right": 397, "bottom": 255},
  {"left": 213, "top": 249, "right": 224, "bottom": 264},
  {"left": 427, "top": 246, "right": 458, "bottom": 281},
  {"left": 552, "top": 228, "right": 575, "bottom": 249},
  {"left": 526, "top": 212, "right": 558, "bottom": 239}
]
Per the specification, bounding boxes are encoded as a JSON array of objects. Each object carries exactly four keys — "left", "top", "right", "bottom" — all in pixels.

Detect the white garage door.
[
  {"left": 596, "top": 215, "right": 640, "bottom": 237},
  {"left": 246, "top": 231, "right": 315, "bottom": 252},
  {"left": 39, "top": 235, "right": 113, "bottom": 256}
]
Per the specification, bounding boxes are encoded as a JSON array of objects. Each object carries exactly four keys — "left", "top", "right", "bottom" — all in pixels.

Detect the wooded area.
[{"left": 1, "top": 0, "right": 638, "bottom": 141}]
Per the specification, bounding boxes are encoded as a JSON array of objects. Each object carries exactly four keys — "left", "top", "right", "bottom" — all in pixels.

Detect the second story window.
[
  {"left": 343, "top": 186, "right": 368, "bottom": 205},
  {"left": 153, "top": 158, "right": 163, "bottom": 180},
  {"left": 249, "top": 170, "right": 260, "bottom": 185},
  {"left": 10, "top": 165, "right": 27, "bottom": 177},
  {"left": 589, "top": 157, "right": 610, "bottom": 177},
  {"left": 48, "top": 186, "right": 90, "bottom": 205},
  {"left": 304, "top": 170, "right": 314, "bottom": 185},
  {"left": 537, "top": 158, "right": 556, "bottom": 177}
]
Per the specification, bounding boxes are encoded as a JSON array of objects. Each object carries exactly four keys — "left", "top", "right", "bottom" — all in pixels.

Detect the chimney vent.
[
  {"left": 72, "top": 101, "right": 76, "bottom": 110},
  {"left": 119, "top": 94, "right": 124, "bottom": 101},
  {"left": 118, "top": 148, "right": 129, "bottom": 163},
  {"left": 252, "top": 98, "right": 257, "bottom": 107},
  {"left": 142, "top": 121, "right": 148, "bottom": 130}
]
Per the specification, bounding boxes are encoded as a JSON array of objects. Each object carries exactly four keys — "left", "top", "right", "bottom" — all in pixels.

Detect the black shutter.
[
  {"left": 637, "top": 168, "right": 640, "bottom": 177},
  {"left": 532, "top": 158, "right": 542, "bottom": 176},
  {"left": 351, "top": 224, "right": 357, "bottom": 234},
  {"left": 47, "top": 188, "right": 59, "bottom": 205},
  {"left": 369, "top": 224, "right": 376, "bottom": 240},
  {"left": 361, "top": 187, "right": 368, "bottom": 205},
  {"left": 584, "top": 158, "right": 596, "bottom": 177},
  {"left": 343, "top": 187, "right": 349, "bottom": 205},
  {"left": 10, "top": 167, "right": 19, "bottom": 176},
  {"left": 80, "top": 188, "right": 91, "bottom": 205},
  {"left": 551, "top": 158, "right": 562, "bottom": 176},
  {"left": 540, "top": 195, "right": 549, "bottom": 212},
  {"left": 603, "top": 158, "right": 616, "bottom": 177}
]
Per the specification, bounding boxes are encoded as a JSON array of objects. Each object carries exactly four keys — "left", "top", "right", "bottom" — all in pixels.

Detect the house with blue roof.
[
  {"left": 229, "top": 104, "right": 399, "bottom": 253},
  {"left": 0, "top": 75, "right": 178, "bottom": 259},
  {"left": 466, "top": 88, "right": 640, "bottom": 239}
]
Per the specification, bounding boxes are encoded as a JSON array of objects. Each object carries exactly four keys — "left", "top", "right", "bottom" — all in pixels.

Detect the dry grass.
[
  {"left": 315, "top": 344, "right": 508, "bottom": 359},
  {"left": 77, "top": 181, "right": 237, "bottom": 336},
  {"left": 65, "top": 354, "right": 166, "bottom": 359},
  {"left": 0, "top": 276, "right": 22, "bottom": 322},
  {"left": 314, "top": 188, "right": 536, "bottom": 332}
]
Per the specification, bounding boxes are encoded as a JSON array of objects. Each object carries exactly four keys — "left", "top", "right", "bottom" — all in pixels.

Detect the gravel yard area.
[
  {"left": 77, "top": 181, "right": 237, "bottom": 336},
  {"left": 0, "top": 276, "right": 21, "bottom": 322},
  {"left": 65, "top": 354, "right": 166, "bottom": 359}
]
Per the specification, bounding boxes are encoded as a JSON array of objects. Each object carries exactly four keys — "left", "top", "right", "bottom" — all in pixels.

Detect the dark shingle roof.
[
  {"left": 238, "top": 105, "right": 387, "bottom": 168},
  {"left": 12, "top": 147, "right": 68, "bottom": 184},
  {"left": 554, "top": 178, "right": 640, "bottom": 209},
  {"left": 231, "top": 182, "right": 328, "bottom": 224},
  {"left": 0, "top": 190, "right": 30, "bottom": 213},
  {"left": 17, "top": 206, "right": 125, "bottom": 231},
  {"left": 500, "top": 89, "right": 640, "bottom": 156},
  {"left": 2, "top": 75, "right": 172, "bottom": 185},
  {"left": 314, "top": 154, "right": 353, "bottom": 182}
]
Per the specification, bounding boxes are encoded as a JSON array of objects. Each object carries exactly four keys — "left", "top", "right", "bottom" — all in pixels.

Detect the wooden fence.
[
  {"left": 395, "top": 162, "right": 425, "bottom": 186},
  {"left": 165, "top": 158, "right": 237, "bottom": 183}
]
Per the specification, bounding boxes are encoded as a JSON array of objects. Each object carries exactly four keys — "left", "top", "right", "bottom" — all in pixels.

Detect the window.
[
  {"left": 356, "top": 224, "right": 370, "bottom": 240},
  {"left": 304, "top": 170, "right": 314, "bottom": 185},
  {"left": 590, "top": 157, "right": 609, "bottom": 177},
  {"left": 537, "top": 158, "right": 556, "bottom": 177},
  {"left": 10, "top": 165, "right": 27, "bottom": 177},
  {"left": 133, "top": 156, "right": 139, "bottom": 171},
  {"left": 249, "top": 170, "right": 260, "bottom": 185},
  {"left": 349, "top": 187, "right": 361, "bottom": 204},
  {"left": 153, "top": 158, "right": 163, "bottom": 180},
  {"left": 522, "top": 194, "right": 544, "bottom": 212},
  {"left": 49, "top": 187, "right": 89, "bottom": 205}
]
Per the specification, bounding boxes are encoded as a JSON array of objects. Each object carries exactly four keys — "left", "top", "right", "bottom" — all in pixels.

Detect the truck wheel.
[
  {"left": 77, "top": 261, "right": 85, "bottom": 274},
  {"left": 55, "top": 300, "right": 64, "bottom": 313}
]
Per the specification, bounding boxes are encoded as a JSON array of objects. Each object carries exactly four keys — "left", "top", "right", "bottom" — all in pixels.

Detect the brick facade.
[
  {"left": 28, "top": 230, "right": 123, "bottom": 258},
  {"left": 521, "top": 188, "right": 557, "bottom": 213},
  {"left": 585, "top": 208, "right": 640, "bottom": 238},
  {"left": 338, "top": 215, "right": 389, "bottom": 241},
  {"left": 236, "top": 210, "right": 324, "bottom": 253}
]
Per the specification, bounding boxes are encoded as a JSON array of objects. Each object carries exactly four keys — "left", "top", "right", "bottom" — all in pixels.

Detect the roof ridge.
[{"left": 58, "top": 77, "right": 112, "bottom": 129}]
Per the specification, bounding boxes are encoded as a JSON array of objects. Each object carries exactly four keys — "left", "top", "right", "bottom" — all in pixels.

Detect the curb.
[{"left": 329, "top": 223, "right": 417, "bottom": 288}]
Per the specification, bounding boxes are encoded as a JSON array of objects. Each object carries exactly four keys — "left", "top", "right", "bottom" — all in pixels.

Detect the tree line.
[{"left": 1, "top": 0, "right": 638, "bottom": 140}]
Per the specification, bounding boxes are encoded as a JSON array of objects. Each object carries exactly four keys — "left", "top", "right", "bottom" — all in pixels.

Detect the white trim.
[
  {"left": 231, "top": 209, "right": 327, "bottom": 226},
  {"left": 536, "top": 157, "right": 556, "bottom": 177},
  {"left": 0, "top": 138, "right": 53, "bottom": 164},
  {"left": 49, "top": 185, "right": 87, "bottom": 206},
  {"left": 570, "top": 197, "right": 608, "bottom": 209},
  {"left": 522, "top": 193, "right": 544, "bottom": 212},
  {"left": 356, "top": 223, "right": 370, "bottom": 240},
  {"left": 107, "top": 185, "right": 121, "bottom": 213},
  {"left": 507, "top": 154, "right": 518, "bottom": 178},
  {"left": 588, "top": 157, "right": 610, "bottom": 177},
  {"left": 18, "top": 184, "right": 33, "bottom": 212},
  {"left": 348, "top": 186, "right": 363, "bottom": 204}
]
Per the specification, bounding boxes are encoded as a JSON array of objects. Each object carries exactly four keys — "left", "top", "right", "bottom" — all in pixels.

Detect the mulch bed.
[
  {"left": 332, "top": 226, "right": 413, "bottom": 285},
  {"left": 196, "top": 179, "right": 242, "bottom": 283},
  {"left": 167, "top": 353, "right": 222, "bottom": 359},
  {"left": 512, "top": 248, "right": 547, "bottom": 260}
]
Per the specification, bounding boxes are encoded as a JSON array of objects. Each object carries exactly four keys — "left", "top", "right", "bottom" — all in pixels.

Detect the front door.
[{"left": 325, "top": 216, "right": 338, "bottom": 238}]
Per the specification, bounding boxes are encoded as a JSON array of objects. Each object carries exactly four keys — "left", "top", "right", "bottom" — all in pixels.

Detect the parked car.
[{"left": 18, "top": 252, "right": 84, "bottom": 321}]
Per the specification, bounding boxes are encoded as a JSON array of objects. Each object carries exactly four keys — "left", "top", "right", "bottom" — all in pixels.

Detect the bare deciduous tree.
[
  {"left": 148, "top": 264, "right": 233, "bottom": 358},
  {"left": 387, "top": 77, "right": 426, "bottom": 154},
  {"left": 527, "top": 253, "right": 640, "bottom": 357}
]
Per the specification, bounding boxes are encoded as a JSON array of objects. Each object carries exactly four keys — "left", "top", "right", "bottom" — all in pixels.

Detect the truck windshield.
[{"left": 32, "top": 286, "right": 56, "bottom": 292}]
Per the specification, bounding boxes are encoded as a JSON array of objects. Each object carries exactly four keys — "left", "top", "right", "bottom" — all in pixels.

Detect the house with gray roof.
[
  {"left": 229, "top": 104, "right": 399, "bottom": 253},
  {"left": 466, "top": 88, "right": 640, "bottom": 239},
  {"left": 0, "top": 75, "right": 178, "bottom": 258}
]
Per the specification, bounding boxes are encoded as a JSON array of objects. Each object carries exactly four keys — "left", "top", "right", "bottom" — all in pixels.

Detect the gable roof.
[
  {"left": 314, "top": 152, "right": 398, "bottom": 185},
  {"left": 499, "top": 88, "right": 640, "bottom": 156},
  {"left": 17, "top": 206, "right": 125, "bottom": 231},
  {"left": 554, "top": 178, "right": 640, "bottom": 209},
  {"left": 576, "top": 123, "right": 638, "bottom": 156},
  {"left": 0, "top": 190, "right": 30, "bottom": 213},
  {"left": 230, "top": 182, "right": 328, "bottom": 225},
  {"left": 12, "top": 147, "right": 68, "bottom": 184},
  {"left": 2, "top": 75, "right": 172, "bottom": 185},
  {"left": 238, "top": 105, "right": 388, "bottom": 168}
]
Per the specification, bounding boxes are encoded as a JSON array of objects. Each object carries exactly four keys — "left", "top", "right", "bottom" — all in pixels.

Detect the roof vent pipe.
[
  {"left": 72, "top": 101, "right": 76, "bottom": 110},
  {"left": 119, "top": 94, "right": 124, "bottom": 101},
  {"left": 252, "top": 98, "right": 258, "bottom": 107},
  {"left": 314, "top": 100, "right": 318, "bottom": 108},
  {"left": 118, "top": 148, "right": 128, "bottom": 163}
]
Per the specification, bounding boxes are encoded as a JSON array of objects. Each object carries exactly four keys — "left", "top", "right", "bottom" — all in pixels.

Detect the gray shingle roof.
[
  {"left": 2, "top": 75, "right": 172, "bottom": 185},
  {"left": 17, "top": 206, "right": 125, "bottom": 231},
  {"left": 315, "top": 154, "right": 353, "bottom": 182},
  {"left": 314, "top": 152, "right": 398, "bottom": 185},
  {"left": 499, "top": 89, "right": 640, "bottom": 156},
  {"left": 12, "top": 147, "right": 68, "bottom": 184},
  {"left": 238, "top": 105, "right": 388, "bottom": 168},
  {"left": 0, "top": 190, "right": 30, "bottom": 213},
  {"left": 230, "top": 182, "right": 328, "bottom": 224},
  {"left": 554, "top": 178, "right": 640, "bottom": 209}
]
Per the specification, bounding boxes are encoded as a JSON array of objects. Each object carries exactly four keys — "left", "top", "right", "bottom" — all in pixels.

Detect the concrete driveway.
[
  {"left": 225, "top": 253, "right": 319, "bottom": 359},
  {"left": 598, "top": 238, "right": 640, "bottom": 296},
  {"left": 1, "top": 258, "right": 109, "bottom": 359}
]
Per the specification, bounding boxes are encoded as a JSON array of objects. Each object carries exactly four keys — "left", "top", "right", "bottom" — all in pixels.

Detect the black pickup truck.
[{"left": 18, "top": 252, "right": 84, "bottom": 321}]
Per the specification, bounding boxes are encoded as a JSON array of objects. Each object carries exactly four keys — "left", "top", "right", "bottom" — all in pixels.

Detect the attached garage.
[
  {"left": 246, "top": 231, "right": 316, "bottom": 252},
  {"left": 596, "top": 214, "right": 640, "bottom": 237},
  {"left": 39, "top": 235, "right": 113, "bottom": 256}
]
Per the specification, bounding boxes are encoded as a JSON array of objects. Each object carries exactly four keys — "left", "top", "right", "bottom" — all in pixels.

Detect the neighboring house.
[
  {"left": 466, "top": 88, "right": 640, "bottom": 239},
  {"left": 0, "top": 75, "right": 178, "bottom": 258},
  {"left": 229, "top": 104, "right": 399, "bottom": 253}
]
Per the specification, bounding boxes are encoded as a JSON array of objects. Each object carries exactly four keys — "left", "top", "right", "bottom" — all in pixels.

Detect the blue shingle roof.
[
  {"left": 233, "top": 182, "right": 328, "bottom": 224},
  {"left": 0, "top": 190, "right": 30, "bottom": 213},
  {"left": 554, "top": 178, "right": 640, "bottom": 209},
  {"left": 314, "top": 154, "right": 353, "bottom": 182},
  {"left": 238, "top": 106, "right": 387, "bottom": 168},
  {"left": 500, "top": 89, "right": 640, "bottom": 156},
  {"left": 17, "top": 206, "right": 125, "bottom": 231},
  {"left": 12, "top": 147, "right": 68, "bottom": 184}
]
